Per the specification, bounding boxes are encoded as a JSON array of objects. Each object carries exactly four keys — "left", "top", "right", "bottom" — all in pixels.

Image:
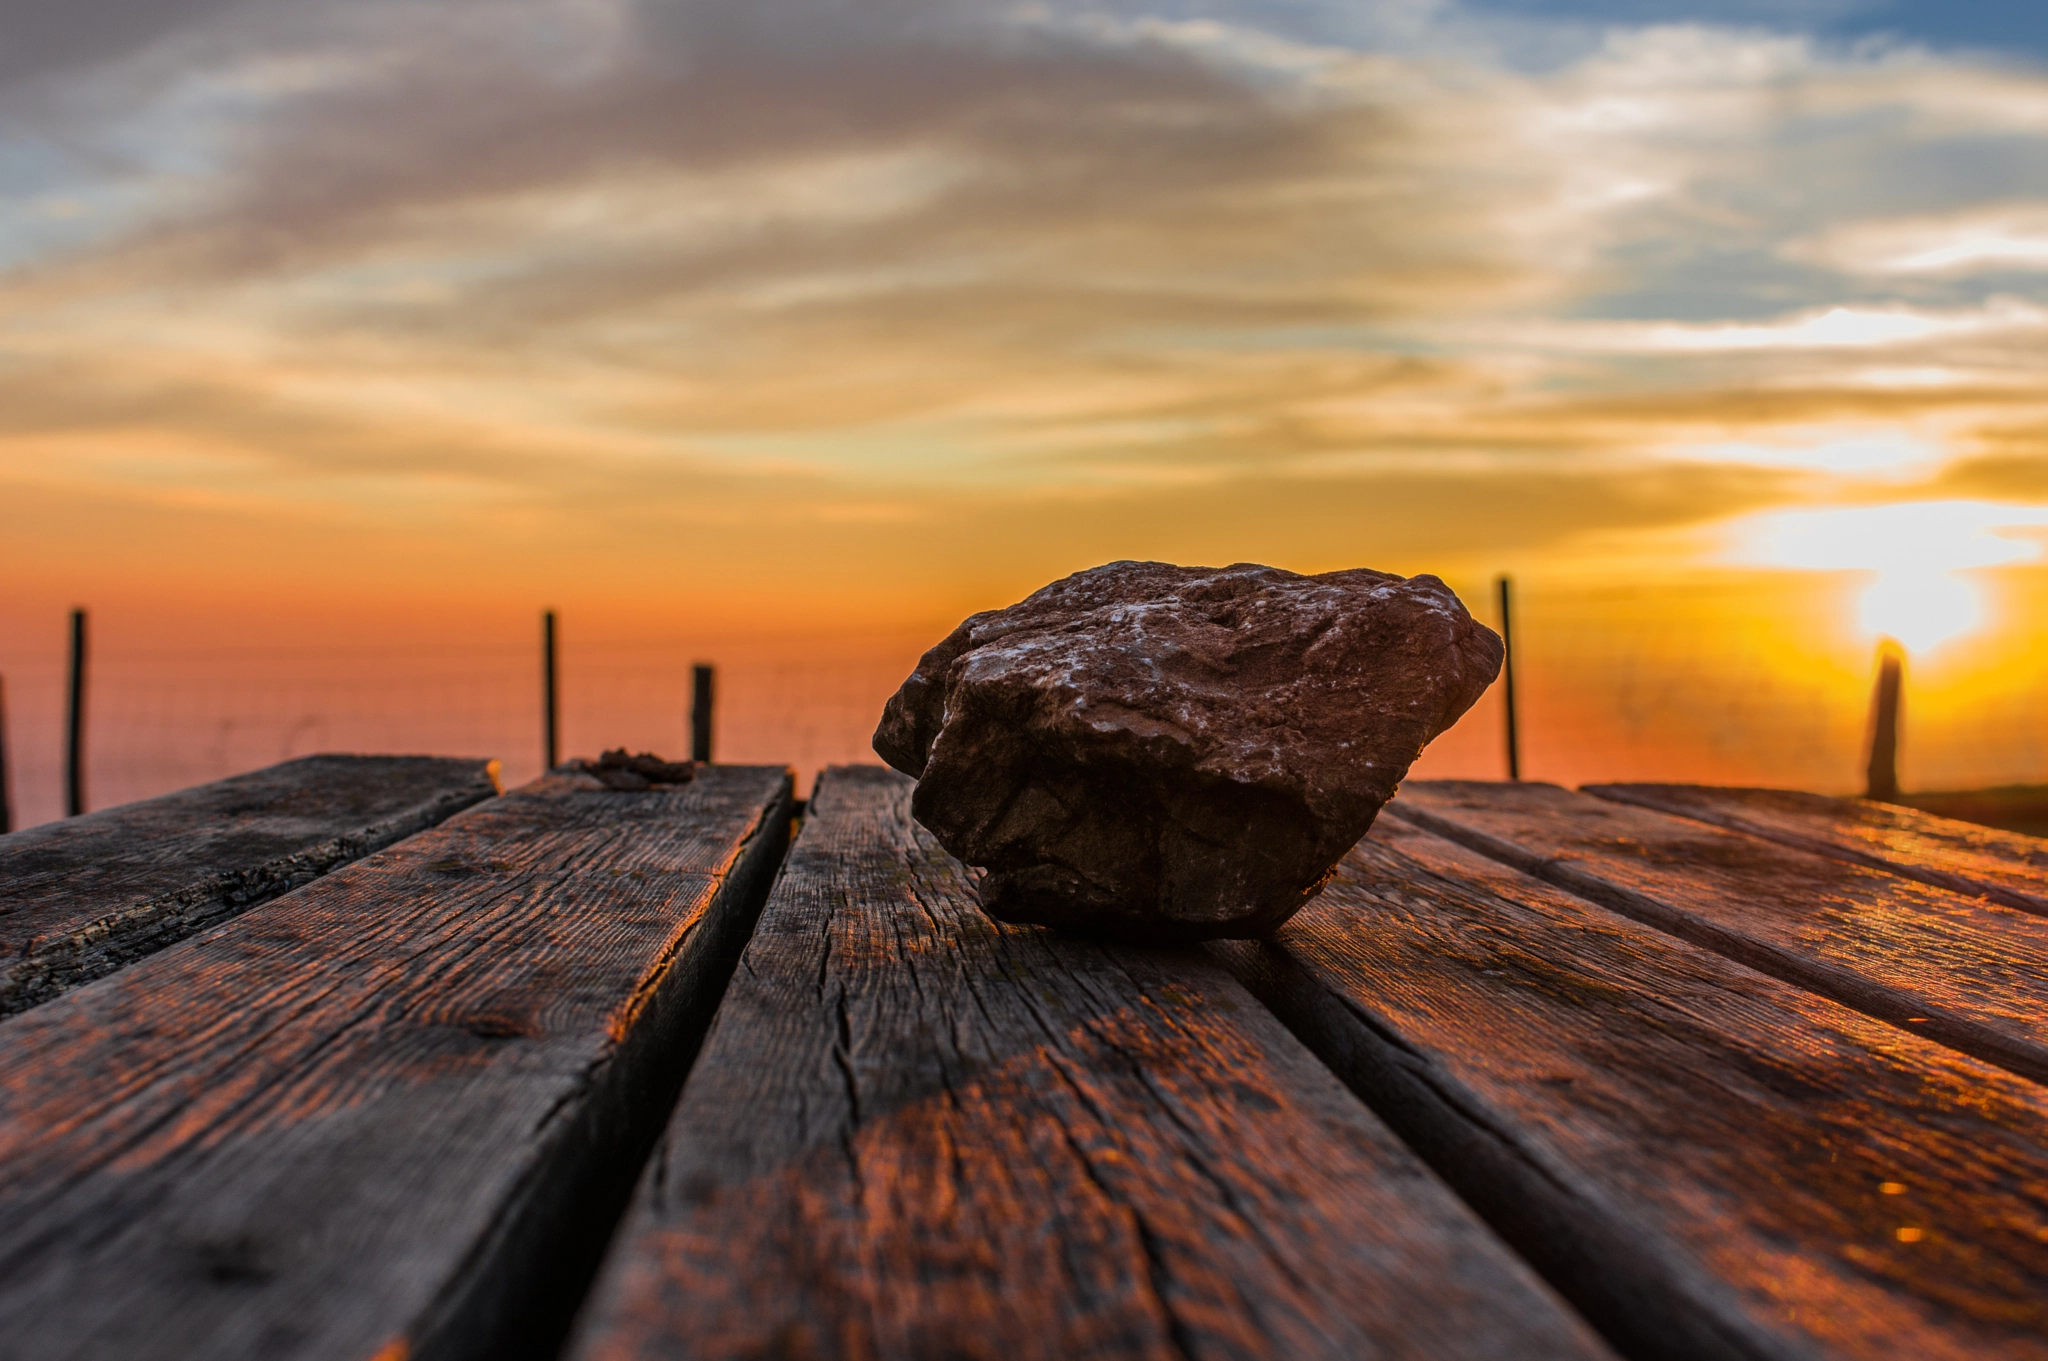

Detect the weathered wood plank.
[
  {"left": 0, "top": 764, "right": 792, "bottom": 1361},
  {"left": 0, "top": 754, "right": 501, "bottom": 1016},
  {"left": 567, "top": 765, "right": 1611, "bottom": 1361},
  {"left": 1214, "top": 814, "right": 2048, "bottom": 1361},
  {"left": 1586, "top": 783, "right": 2048, "bottom": 918},
  {"left": 1389, "top": 781, "right": 2048, "bottom": 1086},
  {"left": 1901, "top": 786, "right": 2048, "bottom": 840}
]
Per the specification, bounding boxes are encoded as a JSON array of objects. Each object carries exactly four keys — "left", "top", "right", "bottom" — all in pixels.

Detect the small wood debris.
[{"left": 578, "top": 750, "right": 698, "bottom": 790}]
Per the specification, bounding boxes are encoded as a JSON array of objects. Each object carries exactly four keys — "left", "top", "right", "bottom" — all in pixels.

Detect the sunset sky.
[{"left": 3, "top": 1, "right": 2047, "bottom": 812}]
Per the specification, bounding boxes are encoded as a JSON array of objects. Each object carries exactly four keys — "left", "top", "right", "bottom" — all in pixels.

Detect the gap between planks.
[
  {"left": 1584, "top": 783, "right": 2048, "bottom": 920},
  {"left": 1386, "top": 782, "right": 2048, "bottom": 1090},
  {"left": 1213, "top": 813, "right": 2048, "bottom": 1361},
  {"left": 566, "top": 765, "right": 1615, "bottom": 1361},
  {"left": 0, "top": 765, "right": 793, "bottom": 1361},
  {"left": 0, "top": 755, "right": 501, "bottom": 1018}
]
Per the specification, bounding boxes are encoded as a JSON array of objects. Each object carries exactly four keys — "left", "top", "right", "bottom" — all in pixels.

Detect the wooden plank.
[
  {"left": 0, "top": 754, "right": 501, "bottom": 1017},
  {"left": 1586, "top": 783, "right": 2048, "bottom": 918},
  {"left": 567, "top": 765, "right": 1612, "bottom": 1361},
  {"left": 1389, "top": 781, "right": 2048, "bottom": 1086},
  {"left": 1901, "top": 786, "right": 2048, "bottom": 840},
  {"left": 1212, "top": 816, "right": 2048, "bottom": 1361},
  {"left": 0, "top": 764, "right": 793, "bottom": 1361}
]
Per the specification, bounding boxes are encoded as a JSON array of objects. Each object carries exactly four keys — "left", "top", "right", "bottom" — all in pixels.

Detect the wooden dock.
[{"left": 2, "top": 760, "right": 2044, "bottom": 1359}]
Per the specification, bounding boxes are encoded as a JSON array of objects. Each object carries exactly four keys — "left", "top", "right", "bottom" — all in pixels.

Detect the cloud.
[
  {"left": 0, "top": 0, "right": 262, "bottom": 90},
  {"left": 1789, "top": 203, "right": 2048, "bottom": 275},
  {"left": 1467, "top": 299, "right": 2048, "bottom": 352},
  {"left": 0, "top": 0, "right": 2045, "bottom": 623},
  {"left": 1726, "top": 498, "right": 2048, "bottom": 572}
]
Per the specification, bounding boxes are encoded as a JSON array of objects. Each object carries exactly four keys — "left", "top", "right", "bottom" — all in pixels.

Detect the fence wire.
[{"left": 2, "top": 572, "right": 2044, "bottom": 831}]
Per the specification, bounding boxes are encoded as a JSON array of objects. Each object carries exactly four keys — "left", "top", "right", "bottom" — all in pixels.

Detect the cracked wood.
[
  {"left": 0, "top": 764, "right": 792, "bottom": 1361},
  {"left": 1388, "top": 781, "right": 2048, "bottom": 1085},
  {"left": 0, "top": 754, "right": 501, "bottom": 1017},
  {"left": 1585, "top": 783, "right": 2048, "bottom": 919},
  {"left": 1213, "top": 814, "right": 2048, "bottom": 1361},
  {"left": 567, "top": 764, "right": 1611, "bottom": 1361}
]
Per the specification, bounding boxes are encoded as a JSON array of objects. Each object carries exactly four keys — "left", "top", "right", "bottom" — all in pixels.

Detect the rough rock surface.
[{"left": 873, "top": 561, "right": 1503, "bottom": 941}]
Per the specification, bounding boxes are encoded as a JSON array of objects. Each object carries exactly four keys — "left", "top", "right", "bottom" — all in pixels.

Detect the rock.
[
  {"left": 577, "top": 750, "right": 698, "bottom": 790},
  {"left": 873, "top": 561, "right": 1502, "bottom": 941}
]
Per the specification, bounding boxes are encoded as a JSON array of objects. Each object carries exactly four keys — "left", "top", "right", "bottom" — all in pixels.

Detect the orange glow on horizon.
[{"left": 3, "top": 4, "right": 2047, "bottom": 824}]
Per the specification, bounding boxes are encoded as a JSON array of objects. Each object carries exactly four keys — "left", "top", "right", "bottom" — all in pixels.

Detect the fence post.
[
  {"left": 542, "top": 610, "right": 559, "bottom": 772},
  {"left": 1496, "top": 576, "right": 1520, "bottom": 782},
  {"left": 0, "top": 674, "right": 12, "bottom": 835},
  {"left": 1865, "top": 639, "right": 1903, "bottom": 802},
  {"left": 65, "top": 609, "right": 88, "bottom": 818},
  {"left": 691, "top": 665, "right": 714, "bottom": 764}
]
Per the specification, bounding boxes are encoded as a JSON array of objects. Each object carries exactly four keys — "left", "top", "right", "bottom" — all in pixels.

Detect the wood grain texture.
[
  {"left": 0, "top": 764, "right": 792, "bottom": 1361},
  {"left": 1901, "top": 786, "right": 2048, "bottom": 840},
  {"left": 1389, "top": 781, "right": 2048, "bottom": 1086},
  {"left": 0, "top": 754, "right": 501, "bottom": 1017},
  {"left": 1586, "top": 783, "right": 2048, "bottom": 918},
  {"left": 1211, "top": 815, "right": 2048, "bottom": 1361},
  {"left": 569, "top": 765, "right": 1612, "bottom": 1361}
]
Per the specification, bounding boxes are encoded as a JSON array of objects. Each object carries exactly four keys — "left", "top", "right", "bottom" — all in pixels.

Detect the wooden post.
[
  {"left": 542, "top": 610, "right": 560, "bottom": 772},
  {"left": 691, "top": 665, "right": 714, "bottom": 764},
  {"left": 0, "top": 674, "right": 13, "bottom": 835},
  {"left": 1865, "top": 640, "right": 1903, "bottom": 803},
  {"left": 65, "top": 609, "right": 87, "bottom": 818},
  {"left": 1496, "top": 576, "right": 1520, "bottom": 781}
]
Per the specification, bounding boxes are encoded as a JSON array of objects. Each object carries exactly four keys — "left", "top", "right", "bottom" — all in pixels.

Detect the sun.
[
  {"left": 1727, "top": 499, "right": 2048, "bottom": 656},
  {"left": 1856, "top": 571, "right": 1983, "bottom": 654}
]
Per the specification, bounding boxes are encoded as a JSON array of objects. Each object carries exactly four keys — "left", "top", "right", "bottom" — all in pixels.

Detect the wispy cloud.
[
  {"left": 0, "top": 0, "right": 2044, "bottom": 613},
  {"left": 1475, "top": 299, "right": 2048, "bottom": 352},
  {"left": 1789, "top": 203, "right": 2048, "bottom": 275}
]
